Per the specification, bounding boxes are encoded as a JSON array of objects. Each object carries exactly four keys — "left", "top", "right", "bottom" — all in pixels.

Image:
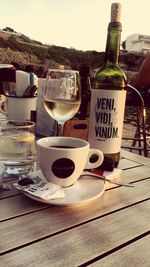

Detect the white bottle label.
[{"left": 88, "top": 89, "right": 126, "bottom": 154}]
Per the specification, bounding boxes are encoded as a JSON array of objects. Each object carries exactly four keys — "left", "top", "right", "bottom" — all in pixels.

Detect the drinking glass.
[
  {"left": 43, "top": 69, "right": 81, "bottom": 136},
  {"left": 0, "top": 119, "right": 35, "bottom": 176}
]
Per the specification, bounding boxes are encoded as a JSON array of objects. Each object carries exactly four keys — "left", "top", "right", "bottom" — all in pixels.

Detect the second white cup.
[{"left": 0, "top": 96, "right": 37, "bottom": 121}]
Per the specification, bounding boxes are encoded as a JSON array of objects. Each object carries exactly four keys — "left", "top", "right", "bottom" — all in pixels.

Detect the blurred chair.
[
  {"left": 122, "top": 56, "right": 150, "bottom": 156},
  {"left": 133, "top": 55, "right": 150, "bottom": 111},
  {"left": 134, "top": 55, "right": 150, "bottom": 91},
  {"left": 122, "top": 84, "right": 150, "bottom": 157}
]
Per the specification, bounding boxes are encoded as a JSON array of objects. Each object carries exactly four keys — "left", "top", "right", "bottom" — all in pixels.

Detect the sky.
[{"left": 0, "top": 0, "right": 150, "bottom": 52}]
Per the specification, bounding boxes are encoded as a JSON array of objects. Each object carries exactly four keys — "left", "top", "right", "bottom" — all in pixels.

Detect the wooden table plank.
[
  {"left": 91, "top": 234, "right": 150, "bottom": 267},
  {"left": 0, "top": 186, "right": 20, "bottom": 199},
  {"left": 118, "top": 158, "right": 142, "bottom": 169},
  {"left": 1, "top": 201, "right": 150, "bottom": 267},
  {"left": 0, "top": 195, "right": 48, "bottom": 221},
  {"left": 121, "top": 149, "right": 150, "bottom": 167},
  {"left": 1, "top": 179, "right": 150, "bottom": 253},
  {"left": 0, "top": 174, "right": 150, "bottom": 221},
  {"left": 122, "top": 165, "right": 150, "bottom": 183},
  {"left": 104, "top": 164, "right": 150, "bottom": 189}
]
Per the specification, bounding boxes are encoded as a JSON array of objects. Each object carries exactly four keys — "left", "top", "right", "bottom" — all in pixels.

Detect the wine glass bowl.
[{"left": 43, "top": 69, "right": 81, "bottom": 136}]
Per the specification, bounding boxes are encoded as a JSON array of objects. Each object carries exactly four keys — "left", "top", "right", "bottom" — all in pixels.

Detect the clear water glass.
[{"left": 0, "top": 120, "right": 35, "bottom": 176}]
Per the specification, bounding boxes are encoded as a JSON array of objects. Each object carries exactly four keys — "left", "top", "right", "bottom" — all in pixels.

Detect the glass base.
[{"left": 2, "top": 160, "right": 35, "bottom": 177}]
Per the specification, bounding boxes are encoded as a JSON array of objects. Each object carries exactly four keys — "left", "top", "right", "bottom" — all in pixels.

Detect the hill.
[{"left": 0, "top": 28, "right": 147, "bottom": 83}]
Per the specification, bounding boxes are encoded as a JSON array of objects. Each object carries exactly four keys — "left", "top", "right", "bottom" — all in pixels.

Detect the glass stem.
[{"left": 57, "top": 122, "right": 65, "bottom": 136}]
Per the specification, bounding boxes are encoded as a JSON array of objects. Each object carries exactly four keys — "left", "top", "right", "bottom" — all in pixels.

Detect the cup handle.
[
  {"left": 85, "top": 149, "right": 104, "bottom": 169},
  {"left": 0, "top": 99, "right": 7, "bottom": 115}
]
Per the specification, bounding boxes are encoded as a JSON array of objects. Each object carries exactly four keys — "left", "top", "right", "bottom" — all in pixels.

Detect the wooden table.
[{"left": 0, "top": 150, "right": 150, "bottom": 267}]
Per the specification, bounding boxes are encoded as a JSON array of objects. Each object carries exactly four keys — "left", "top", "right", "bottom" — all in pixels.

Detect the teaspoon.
[{"left": 81, "top": 171, "right": 135, "bottom": 188}]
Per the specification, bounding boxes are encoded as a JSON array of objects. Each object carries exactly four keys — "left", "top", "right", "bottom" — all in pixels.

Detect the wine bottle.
[{"left": 88, "top": 2, "right": 127, "bottom": 169}]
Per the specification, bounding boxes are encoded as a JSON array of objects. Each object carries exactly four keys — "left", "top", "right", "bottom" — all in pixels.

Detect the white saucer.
[{"left": 22, "top": 170, "right": 105, "bottom": 206}]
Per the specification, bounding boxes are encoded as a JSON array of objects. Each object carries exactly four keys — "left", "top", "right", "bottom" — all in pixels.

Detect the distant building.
[{"left": 126, "top": 33, "right": 150, "bottom": 53}]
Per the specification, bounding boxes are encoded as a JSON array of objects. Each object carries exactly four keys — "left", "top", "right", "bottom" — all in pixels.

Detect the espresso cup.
[
  {"left": 37, "top": 136, "right": 104, "bottom": 187},
  {"left": 0, "top": 96, "right": 37, "bottom": 121}
]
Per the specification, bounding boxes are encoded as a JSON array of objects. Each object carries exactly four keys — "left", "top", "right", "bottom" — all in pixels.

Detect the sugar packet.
[
  {"left": 91, "top": 168, "right": 123, "bottom": 189},
  {"left": 13, "top": 170, "right": 65, "bottom": 200}
]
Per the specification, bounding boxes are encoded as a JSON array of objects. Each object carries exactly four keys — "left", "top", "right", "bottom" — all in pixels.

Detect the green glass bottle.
[{"left": 88, "top": 3, "right": 127, "bottom": 168}]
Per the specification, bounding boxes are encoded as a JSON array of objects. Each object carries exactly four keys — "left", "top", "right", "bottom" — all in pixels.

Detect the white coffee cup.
[
  {"left": 37, "top": 136, "right": 104, "bottom": 187},
  {"left": 0, "top": 96, "right": 37, "bottom": 121}
]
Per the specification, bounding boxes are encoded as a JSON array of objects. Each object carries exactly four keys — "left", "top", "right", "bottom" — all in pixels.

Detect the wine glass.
[{"left": 43, "top": 69, "right": 81, "bottom": 136}]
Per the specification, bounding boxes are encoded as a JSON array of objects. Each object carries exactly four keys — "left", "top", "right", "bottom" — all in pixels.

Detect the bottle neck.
[{"left": 104, "top": 22, "right": 122, "bottom": 65}]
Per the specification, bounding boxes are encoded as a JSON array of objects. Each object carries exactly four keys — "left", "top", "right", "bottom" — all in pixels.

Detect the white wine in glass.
[{"left": 43, "top": 69, "right": 81, "bottom": 136}]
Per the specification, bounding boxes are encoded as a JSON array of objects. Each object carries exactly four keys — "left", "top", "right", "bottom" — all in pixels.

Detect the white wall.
[
  {"left": 126, "top": 34, "right": 139, "bottom": 52},
  {"left": 126, "top": 34, "right": 150, "bottom": 52}
]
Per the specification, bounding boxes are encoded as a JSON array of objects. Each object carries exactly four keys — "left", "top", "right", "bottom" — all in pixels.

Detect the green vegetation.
[{"left": 0, "top": 29, "right": 147, "bottom": 80}]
